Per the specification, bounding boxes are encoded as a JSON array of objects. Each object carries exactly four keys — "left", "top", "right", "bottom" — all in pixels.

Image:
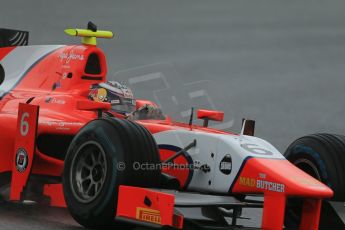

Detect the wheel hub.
[
  {"left": 92, "top": 165, "right": 103, "bottom": 182},
  {"left": 70, "top": 141, "right": 108, "bottom": 203}
]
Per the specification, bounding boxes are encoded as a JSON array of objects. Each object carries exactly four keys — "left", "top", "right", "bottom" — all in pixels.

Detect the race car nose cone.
[{"left": 232, "top": 158, "right": 333, "bottom": 198}]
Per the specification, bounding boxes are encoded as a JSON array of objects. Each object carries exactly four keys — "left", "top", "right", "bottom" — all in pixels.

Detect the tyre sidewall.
[
  {"left": 285, "top": 143, "right": 331, "bottom": 188},
  {"left": 63, "top": 120, "right": 125, "bottom": 226}
]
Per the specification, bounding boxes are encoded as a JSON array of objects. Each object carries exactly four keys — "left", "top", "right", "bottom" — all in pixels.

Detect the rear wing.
[{"left": 0, "top": 28, "right": 29, "bottom": 47}]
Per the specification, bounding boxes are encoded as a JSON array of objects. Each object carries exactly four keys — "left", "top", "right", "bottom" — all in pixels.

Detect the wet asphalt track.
[{"left": 1, "top": 0, "right": 345, "bottom": 229}]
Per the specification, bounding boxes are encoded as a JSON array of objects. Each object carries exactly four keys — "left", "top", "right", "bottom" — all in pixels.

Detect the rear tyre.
[
  {"left": 284, "top": 133, "right": 345, "bottom": 229},
  {"left": 63, "top": 118, "right": 161, "bottom": 229}
]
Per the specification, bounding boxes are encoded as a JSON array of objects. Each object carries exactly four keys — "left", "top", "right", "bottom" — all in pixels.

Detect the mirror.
[
  {"left": 76, "top": 100, "right": 111, "bottom": 111},
  {"left": 197, "top": 109, "right": 224, "bottom": 127}
]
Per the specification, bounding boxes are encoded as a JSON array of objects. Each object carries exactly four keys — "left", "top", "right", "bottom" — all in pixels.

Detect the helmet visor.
[{"left": 107, "top": 90, "right": 136, "bottom": 114}]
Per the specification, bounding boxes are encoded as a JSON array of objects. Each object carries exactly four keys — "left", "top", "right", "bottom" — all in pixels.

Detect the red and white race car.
[{"left": 0, "top": 23, "right": 341, "bottom": 230}]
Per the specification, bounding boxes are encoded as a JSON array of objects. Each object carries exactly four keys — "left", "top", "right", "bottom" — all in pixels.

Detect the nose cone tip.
[
  {"left": 243, "top": 158, "right": 334, "bottom": 199},
  {"left": 292, "top": 180, "right": 334, "bottom": 198},
  {"left": 277, "top": 170, "right": 334, "bottom": 198}
]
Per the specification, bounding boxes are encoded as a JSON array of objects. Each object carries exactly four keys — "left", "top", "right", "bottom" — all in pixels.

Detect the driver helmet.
[{"left": 88, "top": 81, "right": 136, "bottom": 115}]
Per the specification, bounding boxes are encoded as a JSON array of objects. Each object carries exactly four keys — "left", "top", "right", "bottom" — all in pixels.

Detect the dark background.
[{"left": 0, "top": 0, "right": 344, "bottom": 229}]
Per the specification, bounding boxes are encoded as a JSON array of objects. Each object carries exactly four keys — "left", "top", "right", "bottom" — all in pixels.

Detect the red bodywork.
[
  {"left": 0, "top": 44, "right": 230, "bottom": 177},
  {"left": 0, "top": 43, "right": 333, "bottom": 230}
]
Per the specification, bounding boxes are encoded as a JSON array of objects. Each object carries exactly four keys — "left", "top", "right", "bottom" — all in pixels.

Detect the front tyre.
[
  {"left": 284, "top": 133, "right": 345, "bottom": 229},
  {"left": 63, "top": 118, "right": 161, "bottom": 229},
  {"left": 284, "top": 133, "right": 345, "bottom": 201}
]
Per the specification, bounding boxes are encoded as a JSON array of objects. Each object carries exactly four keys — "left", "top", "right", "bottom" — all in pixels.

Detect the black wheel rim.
[
  {"left": 294, "top": 158, "right": 321, "bottom": 180},
  {"left": 70, "top": 141, "right": 108, "bottom": 203}
]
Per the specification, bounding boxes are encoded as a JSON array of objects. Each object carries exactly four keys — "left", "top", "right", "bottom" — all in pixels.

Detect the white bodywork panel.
[
  {"left": 0, "top": 45, "right": 64, "bottom": 98},
  {"left": 153, "top": 129, "right": 284, "bottom": 194}
]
